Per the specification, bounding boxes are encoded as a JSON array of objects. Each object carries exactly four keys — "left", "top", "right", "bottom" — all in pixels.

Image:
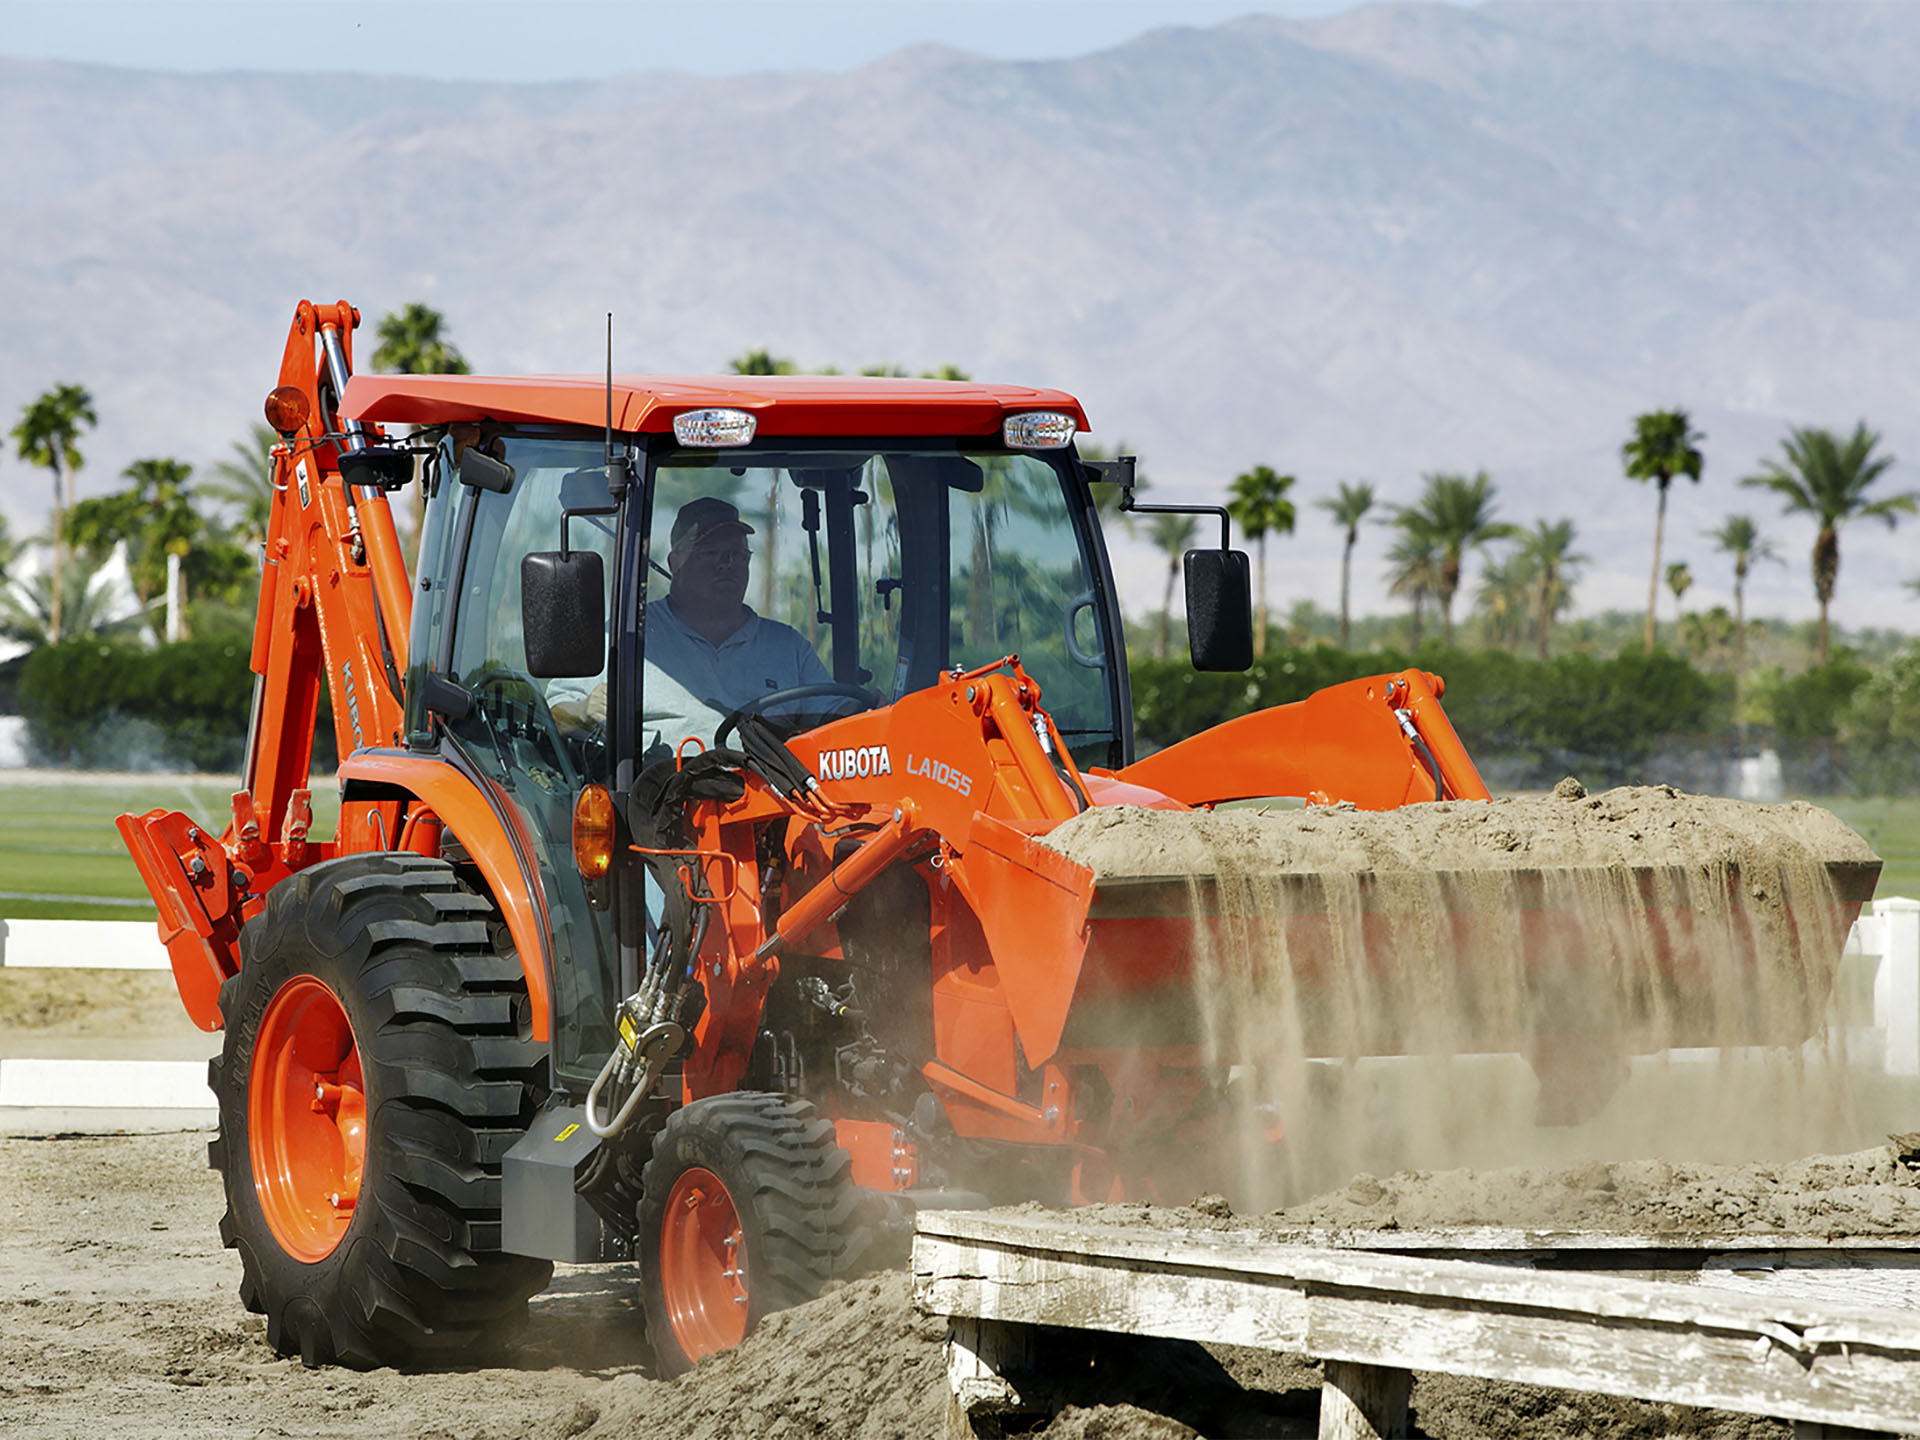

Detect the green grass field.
[
  {"left": 0, "top": 776, "right": 340, "bottom": 921},
  {"left": 1817, "top": 795, "right": 1920, "bottom": 901},
  {"left": 1, "top": 775, "right": 1915, "bottom": 921}
]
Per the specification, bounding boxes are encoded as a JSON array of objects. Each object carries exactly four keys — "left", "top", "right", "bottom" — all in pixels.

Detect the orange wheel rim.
[
  {"left": 659, "top": 1166, "right": 748, "bottom": 1361},
  {"left": 249, "top": 975, "right": 366, "bottom": 1262}
]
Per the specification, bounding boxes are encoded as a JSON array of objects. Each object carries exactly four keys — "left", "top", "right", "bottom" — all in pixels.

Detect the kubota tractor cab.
[{"left": 128, "top": 302, "right": 1384, "bottom": 1373}]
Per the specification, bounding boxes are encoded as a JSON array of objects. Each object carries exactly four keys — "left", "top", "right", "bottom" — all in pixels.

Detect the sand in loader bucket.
[{"left": 1041, "top": 782, "right": 1882, "bottom": 1206}]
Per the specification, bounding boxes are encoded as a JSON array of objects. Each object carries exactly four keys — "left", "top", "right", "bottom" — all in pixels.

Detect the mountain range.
[{"left": 3, "top": 0, "right": 1917, "bottom": 629}]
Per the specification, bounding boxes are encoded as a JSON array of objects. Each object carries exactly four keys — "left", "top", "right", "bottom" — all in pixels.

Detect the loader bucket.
[
  {"left": 1024, "top": 795, "right": 1881, "bottom": 1074},
  {"left": 1053, "top": 858, "right": 1880, "bottom": 1062}
]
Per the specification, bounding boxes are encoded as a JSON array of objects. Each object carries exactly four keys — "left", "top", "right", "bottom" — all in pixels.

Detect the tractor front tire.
[
  {"left": 207, "top": 853, "right": 553, "bottom": 1368},
  {"left": 637, "top": 1093, "right": 878, "bottom": 1375}
]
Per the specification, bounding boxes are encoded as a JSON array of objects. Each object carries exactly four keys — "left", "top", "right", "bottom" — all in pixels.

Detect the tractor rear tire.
[
  {"left": 637, "top": 1093, "right": 882, "bottom": 1375},
  {"left": 207, "top": 853, "right": 553, "bottom": 1368}
]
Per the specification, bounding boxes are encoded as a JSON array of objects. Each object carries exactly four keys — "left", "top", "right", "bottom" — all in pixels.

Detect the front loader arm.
[
  {"left": 1117, "top": 669, "right": 1489, "bottom": 809},
  {"left": 118, "top": 300, "right": 417, "bottom": 1029}
]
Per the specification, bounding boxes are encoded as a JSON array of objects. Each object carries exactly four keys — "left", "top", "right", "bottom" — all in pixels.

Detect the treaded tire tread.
[
  {"left": 636, "top": 1092, "right": 890, "bottom": 1375},
  {"left": 209, "top": 853, "right": 552, "bottom": 1369}
]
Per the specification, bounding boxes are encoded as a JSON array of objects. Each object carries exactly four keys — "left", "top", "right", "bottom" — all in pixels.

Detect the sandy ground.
[
  {"left": 0, "top": 968, "right": 217, "bottom": 1060},
  {"left": 9, "top": 1122, "right": 1881, "bottom": 1439},
  {"left": 0, "top": 787, "right": 1894, "bottom": 1438},
  {"left": 0, "top": 1127, "right": 954, "bottom": 1440}
]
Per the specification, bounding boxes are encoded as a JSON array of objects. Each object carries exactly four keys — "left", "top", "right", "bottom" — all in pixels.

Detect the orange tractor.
[{"left": 119, "top": 301, "right": 1866, "bottom": 1373}]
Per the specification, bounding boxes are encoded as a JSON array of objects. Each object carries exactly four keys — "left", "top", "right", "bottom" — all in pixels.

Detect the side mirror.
[
  {"left": 338, "top": 447, "right": 414, "bottom": 491},
  {"left": 522, "top": 551, "right": 605, "bottom": 678},
  {"left": 459, "top": 447, "right": 514, "bottom": 493},
  {"left": 1185, "top": 548, "right": 1253, "bottom": 672}
]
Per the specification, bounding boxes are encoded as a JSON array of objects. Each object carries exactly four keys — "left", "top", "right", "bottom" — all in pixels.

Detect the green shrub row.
[
  {"left": 20, "top": 637, "right": 257, "bottom": 772},
  {"left": 10, "top": 632, "right": 1906, "bottom": 792},
  {"left": 1130, "top": 644, "right": 1733, "bottom": 789}
]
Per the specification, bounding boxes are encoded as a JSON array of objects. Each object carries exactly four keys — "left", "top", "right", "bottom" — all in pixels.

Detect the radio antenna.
[{"left": 604, "top": 312, "right": 628, "bottom": 497}]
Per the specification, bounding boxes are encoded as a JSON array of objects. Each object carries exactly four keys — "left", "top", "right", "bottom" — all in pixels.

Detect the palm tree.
[
  {"left": 12, "top": 382, "right": 97, "bottom": 644},
  {"left": 1386, "top": 526, "right": 1442, "bottom": 649},
  {"left": 0, "top": 554, "right": 142, "bottom": 646},
  {"left": 0, "top": 513, "right": 18, "bottom": 582},
  {"left": 1517, "top": 518, "right": 1586, "bottom": 660},
  {"left": 1742, "top": 423, "right": 1916, "bottom": 664},
  {"left": 372, "top": 302, "right": 471, "bottom": 376},
  {"left": 1665, "top": 561, "right": 1693, "bottom": 630},
  {"left": 201, "top": 422, "right": 278, "bottom": 545},
  {"left": 1226, "top": 464, "right": 1296, "bottom": 656},
  {"left": 67, "top": 456, "right": 199, "bottom": 606},
  {"left": 1315, "top": 481, "right": 1375, "bottom": 649},
  {"left": 919, "top": 364, "right": 972, "bottom": 382},
  {"left": 728, "top": 349, "right": 796, "bottom": 378},
  {"left": 1148, "top": 511, "right": 1198, "bottom": 660},
  {"left": 1474, "top": 550, "right": 1536, "bottom": 651},
  {"left": 1396, "top": 471, "right": 1516, "bottom": 646},
  {"left": 1677, "top": 606, "right": 1738, "bottom": 670},
  {"left": 375, "top": 305, "right": 471, "bottom": 560},
  {"left": 1622, "top": 409, "right": 1705, "bottom": 654},
  {"left": 1707, "top": 514, "right": 1779, "bottom": 671}
]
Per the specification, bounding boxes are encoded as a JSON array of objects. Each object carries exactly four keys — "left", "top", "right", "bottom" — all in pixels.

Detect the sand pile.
[
  {"left": 1041, "top": 784, "right": 1878, "bottom": 880},
  {"left": 580, "top": 1272, "right": 948, "bottom": 1439},
  {"left": 1078, "top": 1141, "right": 1920, "bottom": 1240},
  {"left": 1279, "top": 1144, "right": 1920, "bottom": 1236}
]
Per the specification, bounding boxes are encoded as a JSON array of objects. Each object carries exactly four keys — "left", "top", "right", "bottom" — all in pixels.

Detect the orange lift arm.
[
  {"left": 1117, "top": 669, "right": 1490, "bottom": 810},
  {"left": 119, "top": 300, "right": 420, "bottom": 1028}
]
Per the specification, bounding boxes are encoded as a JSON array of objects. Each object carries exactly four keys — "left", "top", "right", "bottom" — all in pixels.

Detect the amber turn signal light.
[
  {"left": 264, "top": 385, "right": 311, "bottom": 436},
  {"left": 572, "top": 783, "right": 615, "bottom": 879}
]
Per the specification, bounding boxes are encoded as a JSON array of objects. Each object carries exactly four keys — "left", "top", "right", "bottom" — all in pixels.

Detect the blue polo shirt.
[{"left": 644, "top": 597, "right": 831, "bottom": 714}]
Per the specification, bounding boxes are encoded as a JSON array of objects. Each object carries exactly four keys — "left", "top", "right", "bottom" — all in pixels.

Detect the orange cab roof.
[{"left": 340, "top": 372, "right": 1090, "bottom": 438}]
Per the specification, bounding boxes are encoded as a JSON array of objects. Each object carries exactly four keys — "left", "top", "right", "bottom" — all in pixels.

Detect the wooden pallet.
[{"left": 914, "top": 1210, "right": 1920, "bottom": 1439}]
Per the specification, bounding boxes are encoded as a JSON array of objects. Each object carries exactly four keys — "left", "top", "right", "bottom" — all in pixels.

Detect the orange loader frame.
[{"left": 117, "top": 299, "right": 1493, "bottom": 1189}]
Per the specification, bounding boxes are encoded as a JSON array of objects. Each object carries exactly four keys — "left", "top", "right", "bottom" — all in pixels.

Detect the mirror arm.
[
  {"left": 1121, "top": 494, "right": 1235, "bottom": 551},
  {"left": 1084, "top": 456, "right": 1235, "bottom": 549}
]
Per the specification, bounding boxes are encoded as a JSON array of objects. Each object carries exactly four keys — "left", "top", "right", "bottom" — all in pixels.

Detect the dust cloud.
[{"left": 1044, "top": 784, "right": 1886, "bottom": 1209}]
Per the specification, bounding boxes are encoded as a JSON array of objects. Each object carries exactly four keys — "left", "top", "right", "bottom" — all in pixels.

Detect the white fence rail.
[
  {"left": 1841, "top": 897, "right": 1920, "bottom": 1075},
  {"left": 0, "top": 918, "right": 170, "bottom": 970},
  {"left": 4, "top": 901, "right": 1919, "bottom": 1110}
]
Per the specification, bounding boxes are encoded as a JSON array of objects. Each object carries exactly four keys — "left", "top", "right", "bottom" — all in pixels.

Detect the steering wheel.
[
  {"left": 467, "top": 669, "right": 584, "bottom": 793},
  {"left": 715, "top": 682, "right": 882, "bottom": 748}
]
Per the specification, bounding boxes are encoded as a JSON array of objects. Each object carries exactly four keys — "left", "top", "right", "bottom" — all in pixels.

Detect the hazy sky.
[{"left": 3, "top": 0, "right": 1399, "bottom": 80}]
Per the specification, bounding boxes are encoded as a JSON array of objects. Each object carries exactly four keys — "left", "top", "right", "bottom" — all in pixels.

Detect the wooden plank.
[
  {"left": 915, "top": 1212, "right": 1920, "bottom": 1340},
  {"left": 1318, "top": 1361, "right": 1409, "bottom": 1440},
  {"left": 914, "top": 1213, "right": 1920, "bottom": 1433},
  {"left": 1240, "top": 1226, "right": 1920, "bottom": 1255}
]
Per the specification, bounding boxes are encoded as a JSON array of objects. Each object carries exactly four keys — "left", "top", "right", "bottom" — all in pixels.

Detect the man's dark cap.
[{"left": 670, "top": 496, "right": 754, "bottom": 551}]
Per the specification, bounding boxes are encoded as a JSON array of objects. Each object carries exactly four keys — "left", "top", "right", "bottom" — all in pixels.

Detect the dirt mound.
[
  {"left": 1274, "top": 1144, "right": 1920, "bottom": 1237},
  {"left": 1040, "top": 785, "right": 1877, "bottom": 878},
  {"left": 579, "top": 1272, "right": 946, "bottom": 1439},
  {"left": 1070, "top": 1142, "right": 1920, "bottom": 1240}
]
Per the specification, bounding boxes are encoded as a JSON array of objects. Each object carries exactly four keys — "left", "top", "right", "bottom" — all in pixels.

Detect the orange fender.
[{"left": 336, "top": 752, "right": 555, "bottom": 1041}]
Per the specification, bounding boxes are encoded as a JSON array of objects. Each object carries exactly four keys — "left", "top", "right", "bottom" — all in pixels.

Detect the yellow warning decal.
[{"left": 555, "top": 1123, "right": 579, "bottom": 1143}]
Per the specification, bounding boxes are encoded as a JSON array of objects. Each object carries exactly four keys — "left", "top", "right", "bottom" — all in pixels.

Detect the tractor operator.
[{"left": 548, "top": 495, "right": 829, "bottom": 733}]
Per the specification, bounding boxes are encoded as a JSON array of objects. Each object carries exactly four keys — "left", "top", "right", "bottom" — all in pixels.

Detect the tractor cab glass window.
[
  {"left": 640, "top": 443, "right": 1118, "bottom": 765},
  {"left": 944, "top": 454, "right": 1111, "bottom": 762},
  {"left": 440, "top": 433, "right": 619, "bottom": 1078}
]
